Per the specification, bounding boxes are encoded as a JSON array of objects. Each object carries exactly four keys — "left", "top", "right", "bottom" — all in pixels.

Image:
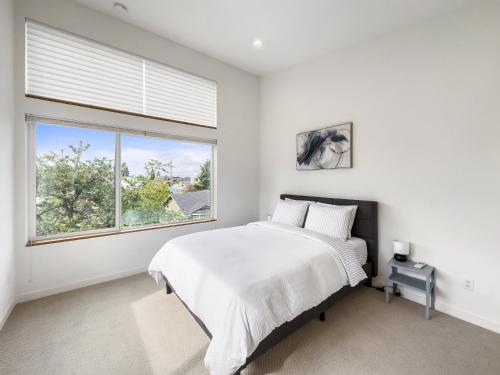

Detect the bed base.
[{"left": 163, "top": 262, "right": 372, "bottom": 374}]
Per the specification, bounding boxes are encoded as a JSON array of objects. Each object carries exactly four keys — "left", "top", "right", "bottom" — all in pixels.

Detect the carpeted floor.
[{"left": 1, "top": 274, "right": 499, "bottom": 375}]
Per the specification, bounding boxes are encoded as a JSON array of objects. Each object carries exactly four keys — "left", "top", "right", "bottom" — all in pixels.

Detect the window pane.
[
  {"left": 35, "top": 124, "right": 116, "bottom": 236},
  {"left": 121, "top": 135, "right": 212, "bottom": 228}
]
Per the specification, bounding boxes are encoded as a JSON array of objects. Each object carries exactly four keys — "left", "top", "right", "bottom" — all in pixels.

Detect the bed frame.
[{"left": 162, "top": 194, "right": 378, "bottom": 374}]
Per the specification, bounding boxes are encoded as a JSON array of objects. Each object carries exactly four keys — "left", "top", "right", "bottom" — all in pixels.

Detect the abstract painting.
[{"left": 296, "top": 122, "right": 352, "bottom": 170}]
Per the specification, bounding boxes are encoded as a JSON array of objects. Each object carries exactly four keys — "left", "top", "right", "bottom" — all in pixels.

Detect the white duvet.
[{"left": 149, "top": 221, "right": 367, "bottom": 375}]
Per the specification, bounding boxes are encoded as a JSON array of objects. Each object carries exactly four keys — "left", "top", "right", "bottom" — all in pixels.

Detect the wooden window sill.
[{"left": 26, "top": 218, "right": 217, "bottom": 247}]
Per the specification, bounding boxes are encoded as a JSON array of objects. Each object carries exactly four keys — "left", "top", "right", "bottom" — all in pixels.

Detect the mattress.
[{"left": 345, "top": 236, "right": 368, "bottom": 265}]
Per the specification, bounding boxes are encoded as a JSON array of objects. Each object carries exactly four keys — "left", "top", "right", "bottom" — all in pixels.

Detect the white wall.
[
  {"left": 260, "top": 1, "right": 500, "bottom": 333},
  {"left": 0, "top": 0, "right": 16, "bottom": 329},
  {"left": 14, "top": 0, "right": 260, "bottom": 301}
]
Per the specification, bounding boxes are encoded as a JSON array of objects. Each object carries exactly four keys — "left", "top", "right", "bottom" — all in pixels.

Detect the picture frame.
[{"left": 296, "top": 122, "right": 352, "bottom": 170}]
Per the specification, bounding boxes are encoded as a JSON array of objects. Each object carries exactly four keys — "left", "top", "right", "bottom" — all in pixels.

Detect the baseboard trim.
[
  {"left": 16, "top": 266, "right": 148, "bottom": 303},
  {"left": 0, "top": 299, "right": 16, "bottom": 331},
  {"left": 397, "top": 286, "right": 500, "bottom": 334}
]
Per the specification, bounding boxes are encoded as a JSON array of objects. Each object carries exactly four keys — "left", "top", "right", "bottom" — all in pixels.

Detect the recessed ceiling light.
[
  {"left": 253, "top": 39, "right": 263, "bottom": 48},
  {"left": 113, "top": 2, "right": 128, "bottom": 13}
]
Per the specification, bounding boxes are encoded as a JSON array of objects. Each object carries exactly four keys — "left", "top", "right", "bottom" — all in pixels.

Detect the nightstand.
[{"left": 385, "top": 257, "right": 435, "bottom": 319}]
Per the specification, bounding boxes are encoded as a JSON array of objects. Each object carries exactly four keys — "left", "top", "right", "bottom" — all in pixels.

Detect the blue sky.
[{"left": 36, "top": 123, "right": 211, "bottom": 177}]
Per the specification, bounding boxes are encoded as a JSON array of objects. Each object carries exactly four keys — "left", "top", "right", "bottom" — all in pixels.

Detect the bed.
[{"left": 149, "top": 194, "right": 378, "bottom": 375}]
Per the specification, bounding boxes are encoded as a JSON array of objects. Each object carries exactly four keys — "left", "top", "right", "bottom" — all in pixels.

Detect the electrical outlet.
[{"left": 464, "top": 279, "right": 474, "bottom": 291}]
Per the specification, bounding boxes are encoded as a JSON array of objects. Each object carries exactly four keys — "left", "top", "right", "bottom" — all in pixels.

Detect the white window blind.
[
  {"left": 25, "top": 20, "right": 218, "bottom": 128},
  {"left": 26, "top": 20, "right": 143, "bottom": 114},
  {"left": 145, "top": 61, "right": 217, "bottom": 127}
]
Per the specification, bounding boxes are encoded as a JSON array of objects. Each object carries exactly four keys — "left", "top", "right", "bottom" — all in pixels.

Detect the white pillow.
[
  {"left": 272, "top": 200, "right": 309, "bottom": 227},
  {"left": 286, "top": 198, "right": 357, "bottom": 238},
  {"left": 315, "top": 202, "right": 357, "bottom": 238},
  {"left": 304, "top": 204, "right": 354, "bottom": 240}
]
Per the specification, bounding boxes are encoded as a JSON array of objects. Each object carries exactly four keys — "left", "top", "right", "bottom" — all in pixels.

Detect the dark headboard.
[{"left": 280, "top": 194, "right": 378, "bottom": 277}]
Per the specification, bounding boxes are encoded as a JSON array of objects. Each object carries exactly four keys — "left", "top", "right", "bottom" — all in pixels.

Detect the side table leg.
[
  {"left": 425, "top": 275, "right": 430, "bottom": 320},
  {"left": 431, "top": 273, "right": 436, "bottom": 310},
  {"left": 385, "top": 263, "right": 392, "bottom": 303}
]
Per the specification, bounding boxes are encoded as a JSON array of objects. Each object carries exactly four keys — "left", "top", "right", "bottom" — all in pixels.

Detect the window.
[
  {"left": 120, "top": 135, "right": 213, "bottom": 228},
  {"left": 25, "top": 20, "right": 217, "bottom": 128},
  {"left": 28, "top": 115, "right": 216, "bottom": 242},
  {"left": 35, "top": 125, "right": 116, "bottom": 237}
]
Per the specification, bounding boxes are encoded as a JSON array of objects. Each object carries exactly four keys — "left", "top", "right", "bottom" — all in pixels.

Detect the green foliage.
[
  {"left": 144, "top": 159, "right": 172, "bottom": 180},
  {"left": 36, "top": 142, "right": 211, "bottom": 236},
  {"left": 36, "top": 142, "right": 115, "bottom": 236},
  {"left": 193, "top": 160, "right": 210, "bottom": 191},
  {"left": 121, "top": 175, "right": 185, "bottom": 227},
  {"left": 120, "top": 157, "right": 185, "bottom": 227},
  {"left": 121, "top": 162, "right": 130, "bottom": 177}
]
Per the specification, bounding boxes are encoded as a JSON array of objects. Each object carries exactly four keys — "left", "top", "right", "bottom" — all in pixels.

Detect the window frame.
[{"left": 27, "top": 114, "right": 217, "bottom": 245}]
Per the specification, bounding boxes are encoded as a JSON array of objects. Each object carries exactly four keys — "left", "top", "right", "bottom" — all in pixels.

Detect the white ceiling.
[{"left": 75, "top": 0, "right": 481, "bottom": 76}]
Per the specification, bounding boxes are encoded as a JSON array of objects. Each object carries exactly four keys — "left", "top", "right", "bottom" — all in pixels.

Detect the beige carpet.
[{"left": 1, "top": 274, "right": 499, "bottom": 375}]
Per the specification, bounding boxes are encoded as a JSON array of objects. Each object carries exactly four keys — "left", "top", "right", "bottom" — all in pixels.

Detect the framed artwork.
[{"left": 296, "top": 122, "right": 352, "bottom": 170}]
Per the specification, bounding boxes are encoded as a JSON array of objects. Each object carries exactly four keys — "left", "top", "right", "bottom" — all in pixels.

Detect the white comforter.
[{"left": 149, "top": 221, "right": 367, "bottom": 375}]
